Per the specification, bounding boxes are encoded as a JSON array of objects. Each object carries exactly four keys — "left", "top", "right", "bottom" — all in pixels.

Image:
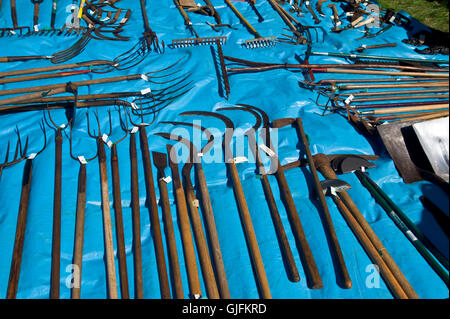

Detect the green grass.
[{"left": 377, "top": 0, "right": 449, "bottom": 32}]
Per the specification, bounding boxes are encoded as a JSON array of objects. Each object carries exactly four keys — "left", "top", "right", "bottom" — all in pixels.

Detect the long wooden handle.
[
  {"left": 129, "top": 133, "right": 143, "bottom": 299},
  {"left": 97, "top": 139, "right": 119, "bottom": 299},
  {"left": 167, "top": 146, "right": 202, "bottom": 298},
  {"left": 10, "top": 0, "right": 18, "bottom": 29},
  {"left": 314, "top": 154, "right": 419, "bottom": 299},
  {"left": 71, "top": 163, "right": 87, "bottom": 299},
  {"left": 183, "top": 174, "right": 220, "bottom": 299},
  {"left": 295, "top": 118, "right": 352, "bottom": 289},
  {"left": 313, "top": 68, "right": 449, "bottom": 78},
  {"left": 111, "top": 144, "right": 130, "bottom": 299},
  {"left": 195, "top": 162, "right": 231, "bottom": 298},
  {"left": 0, "top": 86, "right": 67, "bottom": 106},
  {"left": 228, "top": 161, "right": 271, "bottom": 299},
  {"left": 274, "top": 162, "right": 323, "bottom": 289},
  {"left": 50, "top": 129, "right": 62, "bottom": 299},
  {"left": 157, "top": 171, "right": 184, "bottom": 299},
  {"left": 332, "top": 196, "right": 409, "bottom": 298},
  {"left": 33, "top": 2, "right": 40, "bottom": 26},
  {"left": 139, "top": 128, "right": 171, "bottom": 299},
  {"left": 7, "top": 159, "right": 33, "bottom": 299},
  {"left": 362, "top": 104, "right": 448, "bottom": 115},
  {"left": 224, "top": 0, "right": 261, "bottom": 38}
]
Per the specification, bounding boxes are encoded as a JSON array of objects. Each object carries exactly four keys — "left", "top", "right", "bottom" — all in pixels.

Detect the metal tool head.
[
  {"left": 154, "top": 132, "right": 199, "bottom": 165},
  {"left": 152, "top": 151, "right": 168, "bottom": 171},
  {"left": 171, "top": 36, "right": 227, "bottom": 48},
  {"left": 0, "top": 127, "right": 29, "bottom": 177},
  {"left": 69, "top": 116, "right": 98, "bottom": 163},
  {"left": 320, "top": 179, "right": 352, "bottom": 197},
  {"left": 51, "top": 30, "right": 92, "bottom": 64},
  {"left": 86, "top": 108, "right": 112, "bottom": 138},
  {"left": 330, "top": 155, "right": 376, "bottom": 175},
  {"left": 244, "top": 37, "right": 278, "bottom": 49}
]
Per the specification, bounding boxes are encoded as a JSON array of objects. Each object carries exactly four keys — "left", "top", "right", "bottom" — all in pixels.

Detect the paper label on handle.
[
  {"left": 406, "top": 230, "right": 418, "bottom": 242},
  {"left": 259, "top": 144, "right": 275, "bottom": 157},
  {"left": 389, "top": 15, "right": 396, "bottom": 23},
  {"left": 107, "top": 141, "right": 113, "bottom": 149},
  {"left": 192, "top": 199, "right": 199, "bottom": 208},
  {"left": 120, "top": 17, "right": 128, "bottom": 24},
  {"left": 78, "top": 156, "right": 87, "bottom": 164},
  {"left": 345, "top": 94, "right": 355, "bottom": 105},
  {"left": 28, "top": 153, "right": 37, "bottom": 160},
  {"left": 102, "top": 134, "right": 109, "bottom": 143},
  {"left": 131, "top": 102, "right": 138, "bottom": 110},
  {"left": 131, "top": 126, "right": 139, "bottom": 134},
  {"left": 161, "top": 176, "right": 172, "bottom": 184},
  {"left": 141, "top": 74, "right": 149, "bottom": 81},
  {"left": 233, "top": 156, "right": 248, "bottom": 164},
  {"left": 141, "top": 88, "right": 151, "bottom": 95},
  {"left": 34, "top": 25, "right": 39, "bottom": 32}
]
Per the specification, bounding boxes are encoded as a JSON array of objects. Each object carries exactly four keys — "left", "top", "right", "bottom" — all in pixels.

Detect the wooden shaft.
[
  {"left": 0, "top": 86, "right": 68, "bottom": 106},
  {"left": 349, "top": 94, "right": 449, "bottom": 103},
  {"left": 138, "top": 128, "right": 171, "bottom": 299},
  {"left": 274, "top": 161, "right": 323, "bottom": 289},
  {"left": 224, "top": 0, "right": 261, "bottom": 38},
  {"left": 0, "top": 60, "right": 113, "bottom": 78},
  {"left": 397, "top": 110, "right": 449, "bottom": 122},
  {"left": 361, "top": 104, "right": 448, "bottom": 115},
  {"left": 295, "top": 118, "right": 352, "bottom": 289},
  {"left": 97, "top": 139, "right": 119, "bottom": 299},
  {"left": 156, "top": 167, "right": 184, "bottom": 299},
  {"left": 167, "top": 145, "right": 202, "bottom": 298},
  {"left": 227, "top": 161, "right": 272, "bottom": 299},
  {"left": 314, "top": 68, "right": 449, "bottom": 78},
  {"left": 6, "top": 159, "right": 33, "bottom": 299},
  {"left": 71, "top": 163, "right": 87, "bottom": 299},
  {"left": 339, "top": 88, "right": 449, "bottom": 97},
  {"left": 33, "top": 2, "right": 40, "bottom": 26},
  {"left": 182, "top": 166, "right": 220, "bottom": 299},
  {"left": 314, "top": 153, "right": 419, "bottom": 299},
  {"left": 10, "top": 0, "right": 18, "bottom": 29},
  {"left": 267, "top": 0, "right": 297, "bottom": 31},
  {"left": 50, "top": 129, "right": 62, "bottom": 299},
  {"left": 332, "top": 196, "right": 409, "bottom": 299},
  {"left": 0, "top": 74, "right": 142, "bottom": 97},
  {"left": 0, "top": 56, "right": 51, "bottom": 63},
  {"left": 129, "top": 133, "right": 143, "bottom": 299},
  {"left": 0, "top": 70, "right": 92, "bottom": 85},
  {"left": 194, "top": 162, "right": 231, "bottom": 298},
  {"left": 247, "top": 133, "right": 300, "bottom": 282},
  {"left": 111, "top": 144, "right": 130, "bottom": 299},
  {"left": 337, "top": 82, "right": 449, "bottom": 90}
]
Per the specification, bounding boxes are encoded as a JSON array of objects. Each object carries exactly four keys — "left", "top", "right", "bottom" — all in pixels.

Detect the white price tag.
[
  {"left": 141, "top": 88, "right": 151, "bottom": 95},
  {"left": 78, "top": 156, "right": 88, "bottom": 164},
  {"left": 141, "top": 74, "right": 149, "bottom": 81},
  {"left": 233, "top": 156, "right": 248, "bottom": 164},
  {"left": 102, "top": 134, "right": 109, "bottom": 143},
  {"left": 259, "top": 144, "right": 275, "bottom": 157},
  {"left": 107, "top": 141, "right": 113, "bottom": 148},
  {"left": 131, "top": 126, "right": 139, "bottom": 134},
  {"left": 131, "top": 102, "right": 138, "bottom": 110},
  {"left": 120, "top": 17, "right": 128, "bottom": 24},
  {"left": 28, "top": 153, "right": 37, "bottom": 160},
  {"left": 34, "top": 25, "right": 39, "bottom": 32},
  {"left": 161, "top": 176, "right": 172, "bottom": 184},
  {"left": 345, "top": 95, "right": 355, "bottom": 105}
]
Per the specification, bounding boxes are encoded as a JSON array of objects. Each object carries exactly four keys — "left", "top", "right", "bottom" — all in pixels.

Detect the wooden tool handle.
[
  {"left": 97, "top": 140, "right": 119, "bottom": 299},
  {"left": 228, "top": 161, "right": 272, "bottom": 299},
  {"left": 111, "top": 144, "right": 130, "bottom": 299},
  {"left": 167, "top": 145, "right": 202, "bottom": 298},
  {"left": 50, "top": 129, "right": 63, "bottom": 299},
  {"left": 224, "top": 0, "right": 261, "bottom": 38},
  {"left": 71, "top": 163, "right": 87, "bottom": 299},
  {"left": 139, "top": 129, "right": 171, "bottom": 299},
  {"left": 157, "top": 171, "right": 184, "bottom": 299},
  {"left": 275, "top": 162, "right": 323, "bottom": 289},
  {"left": 129, "top": 133, "right": 144, "bottom": 299},
  {"left": 332, "top": 196, "right": 409, "bottom": 299},
  {"left": 195, "top": 162, "right": 231, "bottom": 299},
  {"left": 261, "top": 174, "right": 300, "bottom": 282},
  {"left": 314, "top": 154, "right": 419, "bottom": 299},
  {"left": 10, "top": 0, "right": 18, "bottom": 29},
  {"left": 183, "top": 174, "right": 220, "bottom": 299},
  {"left": 295, "top": 119, "right": 352, "bottom": 289},
  {"left": 7, "top": 159, "right": 33, "bottom": 299}
]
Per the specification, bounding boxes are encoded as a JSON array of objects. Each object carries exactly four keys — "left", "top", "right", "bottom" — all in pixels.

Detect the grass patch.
[{"left": 377, "top": 0, "right": 449, "bottom": 32}]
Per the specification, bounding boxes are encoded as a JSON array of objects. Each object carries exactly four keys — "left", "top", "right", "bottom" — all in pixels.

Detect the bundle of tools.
[{"left": 0, "top": 0, "right": 131, "bottom": 38}]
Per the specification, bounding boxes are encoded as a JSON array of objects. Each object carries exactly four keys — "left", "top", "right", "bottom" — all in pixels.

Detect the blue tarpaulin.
[{"left": 0, "top": 0, "right": 448, "bottom": 299}]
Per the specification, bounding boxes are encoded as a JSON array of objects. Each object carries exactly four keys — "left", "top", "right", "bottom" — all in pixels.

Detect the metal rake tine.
[
  {"left": 69, "top": 119, "right": 98, "bottom": 163},
  {"left": 52, "top": 31, "right": 92, "bottom": 64},
  {"left": 138, "top": 85, "right": 194, "bottom": 116},
  {"left": 111, "top": 104, "right": 129, "bottom": 144}
]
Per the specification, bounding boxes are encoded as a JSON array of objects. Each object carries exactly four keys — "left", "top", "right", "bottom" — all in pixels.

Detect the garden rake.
[
  {"left": 0, "top": 0, "right": 30, "bottom": 36},
  {"left": 171, "top": 0, "right": 228, "bottom": 48},
  {"left": 224, "top": 0, "right": 277, "bottom": 49}
]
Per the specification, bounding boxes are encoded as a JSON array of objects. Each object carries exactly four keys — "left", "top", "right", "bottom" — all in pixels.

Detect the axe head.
[
  {"left": 331, "top": 155, "right": 376, "bottom": 175},
  {"left": 320, "top": 179, "right": 352, "bottom": 196}
]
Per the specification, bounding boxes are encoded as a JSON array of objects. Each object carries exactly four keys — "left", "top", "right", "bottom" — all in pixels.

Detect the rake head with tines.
[
  {"left": 244, "top": 36, "right": 278, "bottom": 49},
  {"left": 171, "top": 36, "right": 227, "bottom": 48},
  {"left": 0, "top": 128, "right": 29, "bottom": 181}
]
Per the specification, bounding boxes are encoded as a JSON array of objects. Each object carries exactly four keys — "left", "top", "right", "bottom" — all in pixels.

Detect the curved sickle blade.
[{"left": 159, "top": 121, "right": 215, "bottom": 154}]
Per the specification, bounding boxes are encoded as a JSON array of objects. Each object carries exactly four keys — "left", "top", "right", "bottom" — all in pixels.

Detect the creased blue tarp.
[{"left": 0, "top": 0, "right": 448, "bottom": 299}]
